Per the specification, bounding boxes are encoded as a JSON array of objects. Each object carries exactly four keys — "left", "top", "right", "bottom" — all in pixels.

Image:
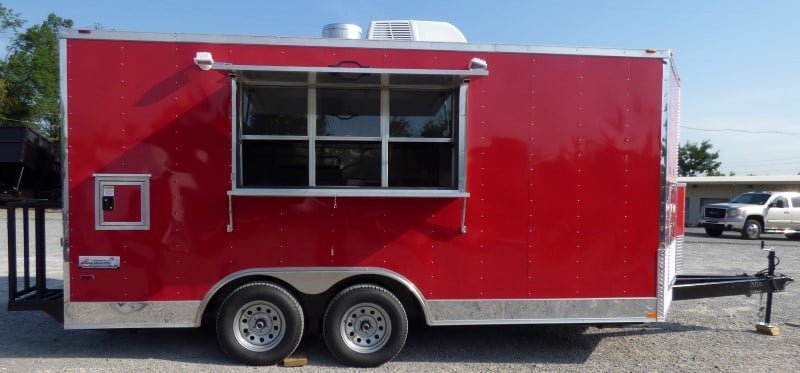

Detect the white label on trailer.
[
  {"left": 103, "top": 185, "right": 115, "bottom": 197},
  {"left": 79, "top": 256, "right": 121, "bottom": 269}
]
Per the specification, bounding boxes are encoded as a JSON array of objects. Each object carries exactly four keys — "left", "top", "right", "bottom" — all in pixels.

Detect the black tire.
[
  {"left": 323, "top": 285, "right": 408, "bottom": 367},
  {"left": 216, "top": 282, "right": 304, "bottom": 365},
  {"left": 741, "top": 218, "right": 762, "bottom": 240},
  {"left": 704, "top": 226, "right": 724, "bottom": 237}
]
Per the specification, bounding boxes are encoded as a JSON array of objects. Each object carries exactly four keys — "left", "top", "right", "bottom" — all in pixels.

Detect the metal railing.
[{"left": 5, "top": 199, "right": 63, "bottom": 321}]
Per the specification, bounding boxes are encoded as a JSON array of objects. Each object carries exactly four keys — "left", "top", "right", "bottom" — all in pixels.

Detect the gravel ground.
[{"left": 1, "top": 210, "right": 798, "bottom": 372}]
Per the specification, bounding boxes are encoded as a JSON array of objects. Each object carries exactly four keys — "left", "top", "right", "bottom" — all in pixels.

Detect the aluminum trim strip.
[
  {"left": 657, "top": 58, "right": 678, "bottom": 321},
  {"left": 59, "top": 29, "right": 671, "bottom": 59},
  {"left": 387, "top": 138, "right": 453, "bottom": 143},
  {"left": 59, "top": 38, "right": 70, "bottom": 265},
  {"left": 64, "top": 301, "right": 201, "bottom": 329},
  {"left": 380, "top": 80, "right": 390, "bottom": 187},
  {"left": 430, "top": 317, "right": 654, "bottom": 326},
  {"left": 91, "top": 173, "right": 153, "bottom": 178},
  {"left": 242, "top": 135, "right": 309, "bottom": 141},
  {"left": 457, "top": 81, "right": 468, "bottom": 191},
  {"left": 659, "top": 245, "right": 665, "bottom": 317},
  {"left": 657, "top": 240, "right": 677, "bottom": 320},
  {"left": 227, "top": 188, "right": 469, "bottom": 198},
  {"left": 315, "top": 136, "right": 382, "bottom": 142},
  {"left": 425, "top": 298, "right": 658, "bottom": 326},
  {"left": 676, "top": 235, "right": 684, "bottom": 274},
  {"left": 231, "top": 79, "right": 239, "bottom": 188},
  {"left": 212, "top": 63, "right": 489, "bottom": 77},
  {"left": 66, "top": 322, "right": 195, "bottom": 329},
  {"left": 307, "top": 76, "right": 316, "bottom": 186},
  {"left": 659, "top": 59, "right": 670, "bottom": 243}
]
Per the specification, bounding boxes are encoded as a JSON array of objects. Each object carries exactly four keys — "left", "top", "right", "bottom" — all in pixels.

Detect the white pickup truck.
[{"left": 700, "top": 191, "right": 800, "bottom": 239}]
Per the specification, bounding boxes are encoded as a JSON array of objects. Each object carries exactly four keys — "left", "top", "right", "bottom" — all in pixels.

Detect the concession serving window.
[{"left": 202, "top": 57, "right": 487, "bottom": 198}]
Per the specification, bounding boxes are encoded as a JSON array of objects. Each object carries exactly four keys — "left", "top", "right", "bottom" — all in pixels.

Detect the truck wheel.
[
  {"left": 704, "top": 226, "right": 724, "bottom": 237},
  {"left": 216, "top": 282, "right": 304, "bottom": 365},
  {"left": 323, "top": 285, "right": 408, "bottom": 367},
  {"left": 741, "top": 219, "right": 762, "bottom": 240}
]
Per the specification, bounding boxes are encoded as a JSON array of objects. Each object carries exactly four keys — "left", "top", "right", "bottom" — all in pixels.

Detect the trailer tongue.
[{"left": 672, "top": 243, "right": 793, "bottom": 335}]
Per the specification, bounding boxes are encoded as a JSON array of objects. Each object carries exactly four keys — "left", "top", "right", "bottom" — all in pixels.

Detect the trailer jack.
[
  {"left": 756, "top": 244, "right": 782, "bottom": 336},
  {"left": 672, "top": 241, "right": 793, "bottom": 336}
]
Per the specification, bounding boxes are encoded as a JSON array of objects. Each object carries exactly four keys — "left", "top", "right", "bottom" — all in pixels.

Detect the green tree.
[
  {"left": 0, "top": 3, "right": 23, "bottom": 111},
  {"left": 0, "top": 13, "right": 73, "bottom": 139},
  {"left": 678, "top": 139, "right": 723, "bottom": 177},
  {"left": 0, "top": 4, "right": 22, "bottom": 31}
]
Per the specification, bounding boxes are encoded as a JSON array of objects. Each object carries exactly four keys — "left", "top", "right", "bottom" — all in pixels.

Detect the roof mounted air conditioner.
[{"left": 367, "top": 20, "right": 467, "bottom": 43}]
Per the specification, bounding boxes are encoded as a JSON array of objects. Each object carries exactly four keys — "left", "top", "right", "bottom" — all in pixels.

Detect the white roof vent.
[{"left": 367, "top": 20, "right": 467, "bottom": 43}]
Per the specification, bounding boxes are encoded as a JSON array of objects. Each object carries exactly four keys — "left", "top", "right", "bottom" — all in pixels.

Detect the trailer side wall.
[{"left": 62, "top": 33, "right": 671, "bottom": 327}]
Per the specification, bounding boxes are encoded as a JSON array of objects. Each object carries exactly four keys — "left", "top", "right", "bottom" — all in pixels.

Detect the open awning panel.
[{"left": 193, "top": 51, "right": 489, "bottom": 82}]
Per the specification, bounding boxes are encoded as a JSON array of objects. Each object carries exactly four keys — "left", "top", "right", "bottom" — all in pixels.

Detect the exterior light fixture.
[
  {"left": 469, "top": 57, "right": 487, "bottom": 71},
  {"left": 193, "top": 51, "right": 215, "bottom": 70}
]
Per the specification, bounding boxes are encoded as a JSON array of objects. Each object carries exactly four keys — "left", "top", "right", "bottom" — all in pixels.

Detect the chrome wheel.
[
  {"left": 233, "top": 300, "right": 286, "bottom": 352},
  {"left": 216, "top": 282, "right": 303, "bottom": 365},
  {"left": 742, "top": 219, "right": 761, "bottom": 239},
  {"left": 340, "top": 303, "right": 391, "bottom": 353},
  {"left": 323, "top": 285, "right": 408, "bottom": 367}
]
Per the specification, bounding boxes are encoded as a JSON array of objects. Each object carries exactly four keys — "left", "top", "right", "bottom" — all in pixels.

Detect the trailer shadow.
[
  {"left": 293, "top": 322, "right": 716, "bottom": 367},
  {"left": 397, "top": 324, "right": 603, "bottom": 365},
  {"left": 0, "top": 304, "right": 227, "bottom": 365},
  {"left": 392, "top": 323, "right": 712, "bottom": 365}
]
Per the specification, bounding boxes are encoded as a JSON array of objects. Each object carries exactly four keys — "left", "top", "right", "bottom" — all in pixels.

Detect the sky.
[{"left": 3, "top": 0, "right": 799, "bottom": 175}]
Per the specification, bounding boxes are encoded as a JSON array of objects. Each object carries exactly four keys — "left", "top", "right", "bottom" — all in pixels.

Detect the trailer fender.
[{"left": 195, "top": 267, "right": 430, "bottom": 327}]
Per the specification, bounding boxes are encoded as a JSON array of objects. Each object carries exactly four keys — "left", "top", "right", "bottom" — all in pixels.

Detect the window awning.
[
  {"left": 209, "top": 62, "right": 489, "bottom": 77},
  {"left": 193, "top": 51, "right": 489, "bottom": 78}
]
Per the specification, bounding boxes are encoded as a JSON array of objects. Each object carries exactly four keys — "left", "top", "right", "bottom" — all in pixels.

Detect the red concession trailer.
[{"left": 4, "top": 21, "right": 792, "bottom": 367}]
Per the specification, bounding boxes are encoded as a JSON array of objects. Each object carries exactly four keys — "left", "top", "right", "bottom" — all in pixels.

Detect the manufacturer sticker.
[
  {"left": 103, "top": 185, "right": 115, "bottom": 197},
  {"left": 79, "top": 256, "right": 121, "bottom": 269}
]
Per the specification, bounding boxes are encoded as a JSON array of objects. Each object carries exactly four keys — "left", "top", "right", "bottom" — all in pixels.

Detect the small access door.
[{"left": 93, "top": 174, "right": 150, "bottom": 230}]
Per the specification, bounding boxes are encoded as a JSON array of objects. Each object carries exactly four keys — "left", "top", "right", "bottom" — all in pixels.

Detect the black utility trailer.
[{"left": 0, "top": 125, "right": 60, "bottom": 203}]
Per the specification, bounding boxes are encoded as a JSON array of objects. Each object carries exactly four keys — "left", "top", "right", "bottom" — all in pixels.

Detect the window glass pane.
[
  {"left": 389, "top": 143, "right": 453, "bottom": 188},
  {"left": 389, "top": 90, "right": 454, "bottom": 138},
  {"left": 317, "top": 88, "right": 380, "bottom": 137},
  {"left": 243, "top": 87, "right": 307, "bottom": 136},
  {"left": 241, "top": 140, "right": 308, "bottom": 187},
  {"left": 316, "top": 142, "right": 380, "bottom": 187}
]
